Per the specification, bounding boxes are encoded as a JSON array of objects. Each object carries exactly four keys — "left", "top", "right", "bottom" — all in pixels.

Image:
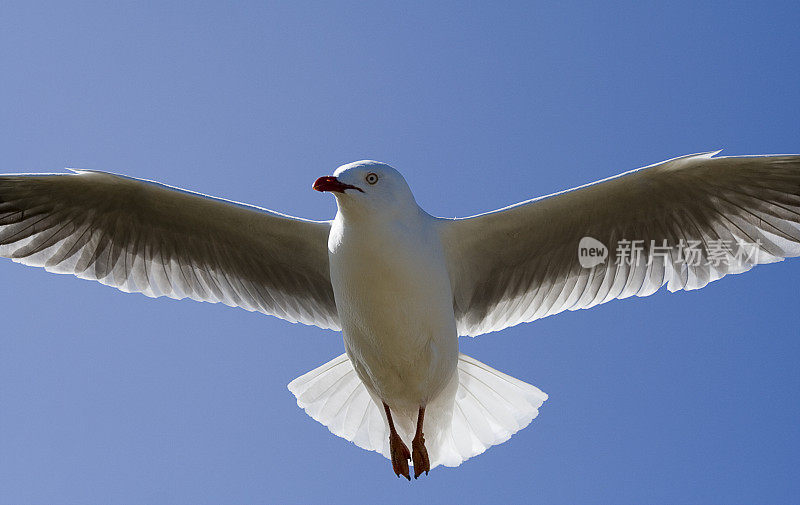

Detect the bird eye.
[{"left": 365, "top": 173, "right": 379, "bottom": 185}]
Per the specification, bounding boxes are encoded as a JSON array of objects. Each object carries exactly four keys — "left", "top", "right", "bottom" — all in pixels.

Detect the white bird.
[{"left": 1, "top": 152, "right": 799, "bottom": 479}]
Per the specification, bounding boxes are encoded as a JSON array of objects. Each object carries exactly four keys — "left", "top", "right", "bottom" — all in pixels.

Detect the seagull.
[{"left": 1, "top": 152, "right": 799, "bottom": 479}]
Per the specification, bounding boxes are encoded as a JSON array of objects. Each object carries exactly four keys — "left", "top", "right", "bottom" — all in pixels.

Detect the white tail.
[
  {"left": 287, "top": 353, "right": 390, "bottom": 457},
  {"left": 288, "top": 353, "right": 547, "bottom": 469}
]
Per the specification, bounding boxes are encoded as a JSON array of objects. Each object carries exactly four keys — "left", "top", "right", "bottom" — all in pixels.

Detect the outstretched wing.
[
  {"left": 0, "top": 169, "right": 339, "bottom": 330},
  {"left": 440, "top": 153, "right": 800, "bottom": 337}
]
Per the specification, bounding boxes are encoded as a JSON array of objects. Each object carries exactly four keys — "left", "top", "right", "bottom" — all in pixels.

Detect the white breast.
[{"left": 328, "top": 211, "right": 459, "bottom": 412}]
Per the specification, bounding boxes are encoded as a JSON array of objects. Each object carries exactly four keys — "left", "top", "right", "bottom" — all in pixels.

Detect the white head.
[{"left": 313, "top": 160, "right": 419, "bottom": 218}]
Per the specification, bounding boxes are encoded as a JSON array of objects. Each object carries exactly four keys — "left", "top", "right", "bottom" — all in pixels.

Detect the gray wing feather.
[
  {"left": 0, "top": 170, "right": 340, "bottom": 330},
  {"left": 440, "top": 153, "right": 800, "bottom": 337}
]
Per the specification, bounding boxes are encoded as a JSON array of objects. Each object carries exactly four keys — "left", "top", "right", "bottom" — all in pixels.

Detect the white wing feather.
[
  {"left": 440, "top": 153, "right": 800, "bottom": 337},
  {"left": 0, "top": 170, "right": 340, "bottom": 330}
]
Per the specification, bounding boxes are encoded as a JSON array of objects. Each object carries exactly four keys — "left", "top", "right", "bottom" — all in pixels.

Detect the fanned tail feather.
[
  {"left": 287, "top": 354, "right": 390, "bottom": 457},
  {"left": 288, "top": 353, "right": 547, "bottom": 469},
  {"left": 431, "top": 354, "right": 548, "bottom": 467}
]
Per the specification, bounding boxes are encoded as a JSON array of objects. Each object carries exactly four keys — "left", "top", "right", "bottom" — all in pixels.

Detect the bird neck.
[{"left": 335, "top": 199, "right": 425, "bottom": 225}]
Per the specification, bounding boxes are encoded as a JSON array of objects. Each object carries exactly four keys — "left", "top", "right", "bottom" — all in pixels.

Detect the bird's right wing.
[
  {"left": 440, "top": 153, "right": 800, "bottom": 337},
  {"left": 0, "top": 169, "right": 340, "bottom": 330}
]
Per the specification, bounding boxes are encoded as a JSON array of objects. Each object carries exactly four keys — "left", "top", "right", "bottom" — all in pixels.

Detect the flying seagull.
[{"left": 1, "top": 152, "right": 799, "bottom": 480}]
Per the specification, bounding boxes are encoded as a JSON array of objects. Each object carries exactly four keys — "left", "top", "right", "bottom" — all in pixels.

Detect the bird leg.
[
  {"left": 412, "top": 406, "right": 430, "bottom": 478},
  {"left": 383, "top": 402, "right": 410, "bottom": 480}
]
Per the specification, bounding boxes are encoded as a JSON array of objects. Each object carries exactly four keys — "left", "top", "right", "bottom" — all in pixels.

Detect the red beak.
[{"left": 313, "top": 176, "right": 364, "bottom": 193}]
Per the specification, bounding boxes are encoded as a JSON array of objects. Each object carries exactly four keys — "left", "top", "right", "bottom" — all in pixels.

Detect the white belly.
[{"left": 328, "top": 214, "right": 458, "bottom": 415}]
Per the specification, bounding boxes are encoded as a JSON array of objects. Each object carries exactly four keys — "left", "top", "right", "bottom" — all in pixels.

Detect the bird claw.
[
  {"left": 412, "top": 433, "right": 430, "bottom": 479},
  {"left": 389, "top": 431, "right": 411, "bottom": 480}
]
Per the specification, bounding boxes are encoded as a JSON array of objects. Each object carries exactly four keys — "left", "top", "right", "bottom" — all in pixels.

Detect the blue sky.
[{"left": 1, "top": 1, "right": 798, "bottom": 504}]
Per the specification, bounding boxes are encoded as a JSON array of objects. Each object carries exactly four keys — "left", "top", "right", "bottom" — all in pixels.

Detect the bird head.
[{"left": 313, "top": 161, "right": 419, "bottom": 218}]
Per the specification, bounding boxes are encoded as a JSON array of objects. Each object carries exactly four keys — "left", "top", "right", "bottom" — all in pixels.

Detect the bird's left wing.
[
  {"left": 0, "top": 170, "right": 340, "bottom": 330},
  {"left": 439, "top": 153, "right": 800, "bottom": 337}
]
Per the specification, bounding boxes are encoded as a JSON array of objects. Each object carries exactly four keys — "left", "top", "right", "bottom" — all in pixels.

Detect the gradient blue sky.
[{"left": 1, "top": 2, "right": 799, "bottom": 504}]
